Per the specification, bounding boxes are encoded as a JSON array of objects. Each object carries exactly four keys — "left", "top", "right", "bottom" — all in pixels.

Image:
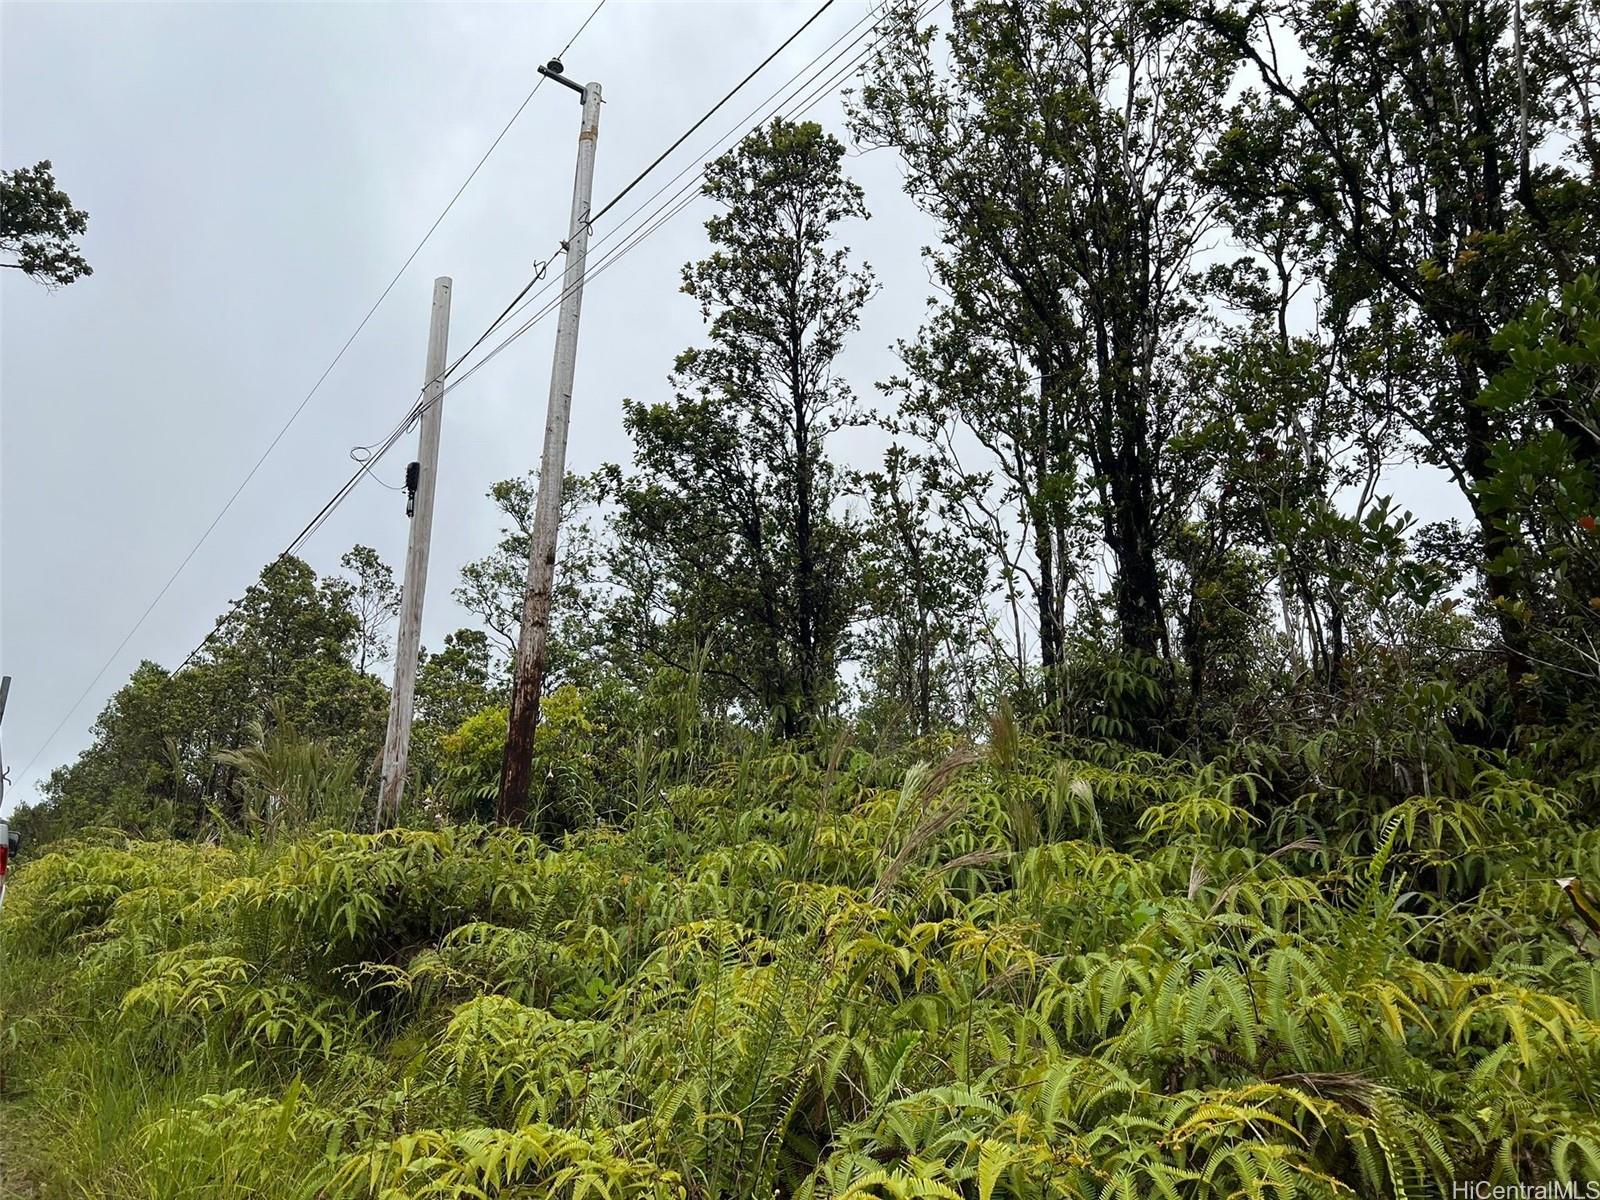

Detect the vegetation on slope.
[
  {"left": 5, "top": 0, "right": 1599, "bottom": 1194},
  {"left": 5, "top": 717, "right": 1600, "bottom": 1198}
]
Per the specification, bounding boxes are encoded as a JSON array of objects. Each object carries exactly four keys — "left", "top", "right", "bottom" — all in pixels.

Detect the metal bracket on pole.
[{"left": 538, "top": 60, "right": 588, "bottom": 99}]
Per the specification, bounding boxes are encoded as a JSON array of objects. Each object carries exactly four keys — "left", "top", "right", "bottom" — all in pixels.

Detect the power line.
[
  {"left": 439, "top": 0, "right": 850, "bottom": 392},
  {"left": 204, "top": 0, "right": 934, "bottom": 643},
  {"left": 559, "top": 0, "right": 607, "bottom": 57},
  {"left": 586, "top": 0, "right": 837, "bottom": 228},
  {"left": 443, "top": 0, "right": 928, "bottom": 396},
  {"left": 306, "top": 0, "right": 894, "bottom": 523},
  {"left": 169, "top": 1, "right": 883, "bottom": 673},
  {"left": 442, "top": 0, "right": 903, "bottom": 397},
  {"left": 10, "top": 2, "right": 610, "bottom": 793},
  {"left": 256, "top": 0, "right": 937, "bottom": 569},
  {"left": 26, "top": 0, "right": 941, "bottom": 790},
  {"left": 308, "top": 0, "right": 936, "bottom": 555},
  {"left": 177, "top": 0, "right": 933, "bottom": 681}
]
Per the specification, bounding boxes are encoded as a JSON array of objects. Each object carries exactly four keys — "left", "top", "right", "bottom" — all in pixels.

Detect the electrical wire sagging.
[
  {"left": 15, "top": 0, "right": 943, "bottom": 791},
  {"left": 6, "top": 3, "right": 612, "bottom": 791},
  {"left": 174, "top": 0, "right": 941, "bottom": 677}
]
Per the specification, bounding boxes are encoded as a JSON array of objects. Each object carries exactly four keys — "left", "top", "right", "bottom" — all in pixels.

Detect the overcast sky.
[
  {"left": 1, "top": 0, "right": 1465, "bottom": 817},
  {"left": 0, "top": 0, "right": 945, "bottom": 814}
]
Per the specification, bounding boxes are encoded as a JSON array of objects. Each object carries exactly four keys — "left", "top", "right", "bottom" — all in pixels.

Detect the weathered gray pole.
[
  {"left": 0, "top": 675, "right": 11, "bottom": 813},
  {"left": 499, "top": 68, "right": 601, "bottom": 826},
  {"left": 2, "top": 677, "right": 14, "bottom": 910},
  {"left": 377, "top": 277, "right": 453, "bottom": 827}
]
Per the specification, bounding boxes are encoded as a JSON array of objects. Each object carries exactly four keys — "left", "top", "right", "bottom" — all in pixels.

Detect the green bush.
[{"left": 4, "top": 736, "right": 1600, "bottom": 1198}]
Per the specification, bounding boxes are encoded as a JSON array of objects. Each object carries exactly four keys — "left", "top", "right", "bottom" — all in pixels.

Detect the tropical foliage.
[
  {"left": 5, "top": 718, "right": 1600, "bottom": 1197},
  {"left": 6, "top": 0, "right": 1600, "bottom": 1193}
]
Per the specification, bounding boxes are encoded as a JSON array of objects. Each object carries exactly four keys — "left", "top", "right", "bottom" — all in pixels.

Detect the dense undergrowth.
[{"left": 4, "top": 728, "right": 1600, "bottom": 1199}]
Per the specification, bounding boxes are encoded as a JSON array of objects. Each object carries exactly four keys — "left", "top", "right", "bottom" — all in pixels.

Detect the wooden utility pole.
[
  {"left": 498, "top": 65, "right": 601, "bottom": 826},
  {"left": 377, "top": 277, "right": 453, "bottom": 827}
]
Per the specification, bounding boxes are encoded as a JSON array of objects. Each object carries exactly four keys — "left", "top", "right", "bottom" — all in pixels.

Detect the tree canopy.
[{"left": 1, "top": 159, "right": 91, "bottom": 287}]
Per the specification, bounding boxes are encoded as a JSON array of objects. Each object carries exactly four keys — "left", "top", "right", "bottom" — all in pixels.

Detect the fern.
[{"left": 6, "top": 741, "right": 1600, "bottom": 1197}]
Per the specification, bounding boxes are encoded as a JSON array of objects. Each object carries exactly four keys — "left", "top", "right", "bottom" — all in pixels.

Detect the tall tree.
[
  {"left": 1, "top": 160, "right": 91, "bottom": 287},
  {"left": 608, "top": 118, "right": 870, "bottom": 737},
  {"left": 854, "top": 0, "right": 1230, "bottom": 732},
  {"left": 857, "top": 446, "right": 990, "bottom": 738},
  {"left": 1201, "top": 0, "right": 1599, "bottom": 719}
]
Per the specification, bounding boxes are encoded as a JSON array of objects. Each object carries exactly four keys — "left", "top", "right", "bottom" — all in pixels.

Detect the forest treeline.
[{"left": 14, "top": 0, "right": 1599, "bottom": 844}]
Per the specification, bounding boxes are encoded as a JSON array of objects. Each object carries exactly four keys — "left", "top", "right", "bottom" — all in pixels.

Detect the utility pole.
[
  {"left": 1, "top": 676, "right": 12, "bottom": 912},
  {"left": 377, "top": 277, "right": 453, "bottom": 827},
  {"left": 0, "top": 675, "right": 11, "bottom": 812},
  {"left": 498, "top": 62, "right": 601, "bottom": 826}
]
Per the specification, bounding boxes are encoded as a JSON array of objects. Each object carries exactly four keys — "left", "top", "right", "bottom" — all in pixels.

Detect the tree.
[
  {"left": 856, "top": 446, "right": 989, "bottom": 739},
  {"left": 607, "top": 118, "right": 870, "bottom": 737},
  {"left": 454, "top": 471, "right": 603, "bottom": 681},
  {"left": 18, "top": 556, "right": 386, "bottom": 844},
  {"left": 1200, "top": 0, "right": 1599, "bottom": 721},
  {"left": 1, "top": 160, "right": 91, "bottom": 287},
  {"left": 333, "top": 545, "right": 400, "bottom": 674},
  {"left": 853, "top": 0, "right": 1231, "bottom": 735}
]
